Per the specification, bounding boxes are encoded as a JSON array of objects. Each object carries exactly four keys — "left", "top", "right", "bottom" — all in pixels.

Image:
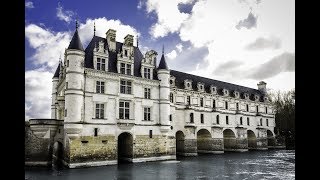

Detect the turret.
[
  {"left": 64, "top": 21, "right": 85, "bottom": 138},
  {"left": 51, "top": 64, "right": 60, "bottom": 119},
  {"left": 257, "top": 81, "right": 267, "bottom": 94},
  {"left": 157, "top": 46, "right": 170, "bottom": 132}
]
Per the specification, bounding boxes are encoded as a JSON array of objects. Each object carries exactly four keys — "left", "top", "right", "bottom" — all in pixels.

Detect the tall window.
[
  {"left": 170, "top": 93, "right": 174, "bottom": 103},
  {"left": 169, "top": 115, "right": 172, "bottom": 121},
  {"left": 120, "top": 80, "right": 132, "bottom": 94},
  {"left": 266, "top": 119, "right": 269, "bottom": 126},
  {"left": 149, "top": 130, "right": 152, "bottom": 138},
  {"left": 201, "top": 114, "right": 204, "bottom": 124},
  {"left": 226, "top": 116, "right": 229, "bottom": 125},
  {"left": 260, "top": 118, "right": 263, "bottom": 126},
  {"left": 95, "top": 104, "right": 104, "bottom": 119},
  {"left": 144, "top": 107, "right": 151, "bottom": 121},
  {"left": 216, "top": 115, "right": 219, "bottom": 124},
  {"left": 67, "top": 60, "right": 69, "bottom": 67},
  {"left": 236, "top": 103, "right": 239, "bottom": 110},
  {"left": 119, "top": 101, "right": 130, "bottom": 119},
  {"left": 200, "top": 98, "right": 204, "bottom": 107},
  {"left": 124, "top": 50, "right": 128, "bottom": 57},
  {"left": 213, "top": 99, "right": 216, "bottom": 108},
  {"left": 225, "top": 101, "right": 228, "bottom": 109},
  {"left": 256, "top": 105, "right": 259, "bottom": 113},
  {"left": 144, "top": 88, "right": 151, "bottom": 99},
  {"left": 190, "top": 113, "right": 194, "bottom": 123},
  {"left": 144, "top": 68, "right": 151, "bottom": 79},
  {"left": 187, "top": 96, "right": 191, "bottom": 105},
  {"left": 126, "top": 64, "right": 131, "bottom": 75},
  {"left": 265, "top": 107, "right": 268, "bottom": 114},
  {"left": 246, "top": 104, "right": 249, "bottom": 112},
  {"left": 96, "top": 81, "right": 105, "bottom": 93},
  {"left": 247, "top": 117, "right": 250, "bottom": 126},
  {"left": 120, "top": 63, "right": 131, "bottom": 75},
  {"left": 94, "top": 128, "right": 98, "bottom": 137},
  {"left": 240, "top": 117, "right": 243, "bottom": 125},
  {"left": 97, "top": 58, "right": 106, "bottom": 71}
]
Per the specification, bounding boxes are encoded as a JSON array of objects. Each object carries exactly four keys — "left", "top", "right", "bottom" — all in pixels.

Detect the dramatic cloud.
[
  {"left": 25, "top": 1, "right": 34, "bottom": 9},
  {"left": 166, "top": 50, "right": 177, "bottom": 59},
  {"left": 236, "top": 12, "right": 258, "bottom": 30},
  {"left": 56, "top": 2, "right": 75, "bottom": 23},
  {"left": 25, "top": 69, "right": 53, "bottom": 120},
  {"left": 245, "top": 36, "right": 281, "bottom": 50},
  {"left": 247, "top": 52, "right": 295, "bottom": 80},
  {"left": 213, "top": 60, "right": 244, "bottom": 76}
]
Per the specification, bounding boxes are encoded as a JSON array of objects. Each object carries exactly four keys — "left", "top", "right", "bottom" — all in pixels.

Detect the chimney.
[
  {"left": 257, "top": 81, "right": 267, "bottom": 94},
  {"left": 124, "top": 34, "right": 134, "bottom": 46},
  {"left": 106, "top": 29, "right": 116, "bottom": 51}
]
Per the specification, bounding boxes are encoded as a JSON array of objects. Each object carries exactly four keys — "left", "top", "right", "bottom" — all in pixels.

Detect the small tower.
[
  {"left": 157, "top": 45, "right": 170, "bottom": 132},
  {"left": 51, "top": 62, "right": 60, "bottom": 119},
  {"left": 257, "top": 81, "right": 267, "bottom": 94},
  {"left": 64, "top": 21, "right": 85, "bottom": 138}
]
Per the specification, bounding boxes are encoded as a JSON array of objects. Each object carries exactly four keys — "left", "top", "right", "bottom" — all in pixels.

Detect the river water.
[{"left": 25, "top": 149, "right": 295, "bottom": 180}]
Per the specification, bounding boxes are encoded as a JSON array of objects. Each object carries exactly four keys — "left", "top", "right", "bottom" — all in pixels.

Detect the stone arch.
[
  {"left": 52, "top": 141, "right": 63, "bottom": 169},
  {"left": 267, "top": 130, "right": 275, "bottom": 146},
  {"left": 223, "top": 129, "right": 236, "bottom": 150},
  {"left": 118, "top": 132, "right": 133, "bottom": 163},
  {"left": 176, "top": 131, "right": 185, "bottom": 155},
  {"left": 197, "top": 129, "right": 212, "bottom": 153},
  {"left": 247, "top": 130, "right": 257, "bottom": 149}
]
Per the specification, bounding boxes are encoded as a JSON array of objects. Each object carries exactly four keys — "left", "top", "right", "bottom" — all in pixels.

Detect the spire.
[
  {"left": 158, "top": 44, "right": 169, "bottom": 70},
  {"left": 93, "top": 21, "right": 96, "bottom": 36},
  {"left": 67, "top": 20, "right": 84, "bottom": 51}
]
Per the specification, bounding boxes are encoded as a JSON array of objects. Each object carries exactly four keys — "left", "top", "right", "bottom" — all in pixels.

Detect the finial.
[
  {"left": 162, "top": 44, "right": 164, "bottom": 55},
  {"left": 94, "top": 21, "right": 96, "bottom": 36},
  {"left": 76, "top": 18, "right": 79, "bottom": 30}
]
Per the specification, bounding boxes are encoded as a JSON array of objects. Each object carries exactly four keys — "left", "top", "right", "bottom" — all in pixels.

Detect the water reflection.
[{"left": 25, "top": 150, "right": 295, "bottom": 180}]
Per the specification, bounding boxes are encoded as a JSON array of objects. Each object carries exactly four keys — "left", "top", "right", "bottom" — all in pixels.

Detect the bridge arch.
[
  {"left": 197, "top": 129, "right": 212, "bottom": 153},
  {"left": 176, "top": 131, "right": 185, "bottom": 155},
  {"left": 223, "top": 129, "right": 236, "bottom": 150},
  {"left": 247, "top": 130, "right": 257, "bottom": 149},
  {"left": 118, "top": 132, "right": 133, "bottom": 163},
  {"left": 52, "top": 141, "right": 63, "bottom": 169},
  {"left": 267, "top": 130, "right": 275, "bottom": 146}
]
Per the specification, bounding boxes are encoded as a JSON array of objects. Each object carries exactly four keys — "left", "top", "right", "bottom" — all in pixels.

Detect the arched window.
[
  {"left": 216, "top": 115, "right": 219, "bottom": 124},
  {"left": 240, "top": 117, "right": 243, "bottom": 125},
  {"left": 190, "top": 113, "right": 194, "bottom": 123}
]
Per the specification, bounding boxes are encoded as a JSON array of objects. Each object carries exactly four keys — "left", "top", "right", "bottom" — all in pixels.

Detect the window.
[
  {"left": 149, "top": 130, "right": 152, "bottom": 138},
  {"left": 96, "top": 81, "right": 105, "bottom": 93},
  {"left": 256, "top": 105, "right": 259, "bottom": 113},
  {"left": 240, "top": 117, "right": 243, "bottom": 125},
  {"left": 200, "top": 98, "right": 204, "bottom": 107},
  {"left": 226, "top": 116, "right": 229, "bottom": 125},
  {"left": 216, "top": 115, "right": 219, "bottom": 124},
  {"left": 95, "top": 104, "right": 104, "bottom": 119},
  {"left": 120, "top": 80, "right": 132, "bottom": 94},
  {"left": 97, "top": 58, "right": 106, "bottom": 71},
  {"left": 246, "top": 104, "right": 249, "bottom": 112},
  {"left": 119, "top": 101, "right": 130, "bottom": 119},
  {"left": 201, "top": 114, "right": 204, "bottom": 124},
  {"left": 144, "top": 88, "right": 151, "bottom": 99},
  {"left": 144, "top": 107, "right": 151, "bottom": 121},
  {"left": 124, "top": 50, "right": 128, "bottom": 57},
  {"left": 67, "top": 60, "right": 69, "bottom": 67},
  {"left": 66, "top": 82, "right": 68, "bottom": 89},
  {"left": 190, "top": 113, "right": 194, "bottom": 123},
  {"left": 247, "top": 117, "right": 250, "bottom": 126},
  {"left": 120, "top": 63, "right": 131, "bottom": 75},
  {"left": 265, "top": 107, "right": 268, "bottom": 114},
  {"left": 225, "top": 101, "right": 228, "bottom": 109},
  {"left": 126, "top": 64, "right": 131, "bottom": 75},
  {"left": 94, "top": 128, "right": 98, "bottom": 137},
  {"left": 170, "top": 93, "right": 174, "bottom": 103},
  {"left": 236, "top": 103, "right": 239, "bottom": 110},
  {"left": 187, "top": 96, "right": 191, "bottom": 105},
  {"left": 260, "top": 118, "right": 263, "bottom": 126},
  {"left": 169, "top": 115, "right": 172, "bottom": 121},
  {"left": 144, "top": 68, "right": 151, "bottom": 79},
  {"left": 266, "top": 119, "right": 269, "bottom": 126},
  {"left": 213, "top": 100, "right": 216, "bottom": 108},
  {"left": 64, "top": 109, "right": 67, "bottom": 117}
]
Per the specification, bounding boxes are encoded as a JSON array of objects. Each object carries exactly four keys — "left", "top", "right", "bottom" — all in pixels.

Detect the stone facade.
[{"left": 25, "top": 26, "right": 277, "bottom": 168}]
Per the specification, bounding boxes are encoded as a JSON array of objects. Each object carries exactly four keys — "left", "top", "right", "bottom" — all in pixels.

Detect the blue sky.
[{"left": 25, "top": 0, "right": 295, "bottom": 120}]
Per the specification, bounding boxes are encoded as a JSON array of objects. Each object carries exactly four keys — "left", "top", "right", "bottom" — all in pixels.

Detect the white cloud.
[
  {"left": 25, "top": 1, "right": 34, "bottom": 9},
  {"left": 56, "top": 2, "right": 75, "bottom": 23},
  {"left": 176, "top": 43, "right": 183, "bottom": 52},
  {"left": 166, "top": 50, "right": 177, "bottom": 59}
]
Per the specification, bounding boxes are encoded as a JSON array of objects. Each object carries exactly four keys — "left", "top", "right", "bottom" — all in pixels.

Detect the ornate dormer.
[
  {"left": 169, "top": 76, "right": 176, "bottom": 87},
  {"left": 244, "top": 93, "right": 250, "bottom": 100},
  {"left": 93, "top": 40, "right": 109, "bottom": 71},
  {"left": 106, "top": 29, "right": 116, "bottom": 52},
  {"left": 210, "top": 85, "right": 217, "bottom": 94},
  {"left": 197, "top": 82, "right": 205, "bottom": 92},
  {"left": 117, "top": 34, "right": 135, "bottom": 76},
  {"left": 223, "top": 89, "right": 229, "bottom": 96},
  {"left": 234, "top": 91, "right": 240, "bottom": 98},
  {"left": 264, "top": 96, "right": 269, "bottom": 102},
  {"left": 141, "top": 50, "right": 157, "bottom": 79},
  {"left": 184, "top": 79, "right": 193, "bottom": 90},
  {"left": 254, "top": 94, "right": 260, "bottom": 101}
]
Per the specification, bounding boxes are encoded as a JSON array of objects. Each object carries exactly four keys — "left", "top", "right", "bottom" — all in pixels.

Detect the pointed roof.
[
  {"left": 53, "top": 63, "right": 60, "bottom": 78},
  {"left": 157, "top": 45, "right": 169, "bottom": 70},
  {"left": 67, "top": 29, "right": 84, "bottom": 51}
]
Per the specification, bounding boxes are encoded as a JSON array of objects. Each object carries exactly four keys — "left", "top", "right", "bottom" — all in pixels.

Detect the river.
[{"left": 25, "top": 149, "right": 295, "bottom": 180}]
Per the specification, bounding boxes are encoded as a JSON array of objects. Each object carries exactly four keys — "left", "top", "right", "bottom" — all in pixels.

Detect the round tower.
[
  {"left": 51, "top": 64, "right": 60, "bottom": 119},
  {"left": 64, "top": 23, "right": 85, "bottom": 138},
  {"left": 157, "top": 46, "right": 170, "bottom": 132}
]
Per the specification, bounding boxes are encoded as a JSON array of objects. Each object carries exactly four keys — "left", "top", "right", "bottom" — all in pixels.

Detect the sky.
[{"left": 25, "top": 0, "right": 295, "bottom": 120}]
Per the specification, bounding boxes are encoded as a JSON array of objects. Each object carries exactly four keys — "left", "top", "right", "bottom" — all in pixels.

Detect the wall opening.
[
  {"left": 176, "top": 131, "right": 185, "bottom": 155},
  {"left": 118, "top": 132, "right": 133, "bottom": 163},
  {"left": 52, "top": 141, "right": 64, "bottom": 169},
  {"left": 223, "top": 129, "right": 236, "bottom": 151},
  {"left": 267, "top": 130, "right": 275, "bottom": 146},
  {"left": 247, "top": 130, "right": 257, "bottom": 149},
  {"left": 197, "top": 129, "right": 212, "bottom": 153}
]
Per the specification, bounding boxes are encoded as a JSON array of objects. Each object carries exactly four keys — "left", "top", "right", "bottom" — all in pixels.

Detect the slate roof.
[
  {"left": 53, "top": 63, "right": 60, "bottom": 78},
  {"left": 158, "top": 54, "right": 169, "bottom": 70},
  {"left": 67, "top": 29, "right": 84, "bottom": 51}
]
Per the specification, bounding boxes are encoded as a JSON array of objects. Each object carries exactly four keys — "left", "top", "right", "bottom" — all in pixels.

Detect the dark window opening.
[
  {"left": 247, "top": 117, "right": 250, "bottom": 126},
  {"left": 246, "top": 104, "right": 249, "bottom": 112},
  {"left": 200, "top": 98, "right": 204, "bottom": 107},
  {"left": 187, "top": 96, "right": 190, "bottom": 105},
  {"left": 236, "top": 103, "right": 239, "bottom": 110},
  {"left": 213, "top": 99, "right": 216, "bottom": 108},
  {"left": 226, "top": 116, "right": 229, "bottom": 125},
  {"left": 256, "top": 105, "right": 259, "bottom": 113},
  {"left": 149, "top": 130, "right": 152, "bottom": 138},
  {"left": 170, "top": 93, "right": 174, "bottom": 103},
  {"left": 240, "top": 117, "right": 243, "bottom": 125},
  {"left": 190, "top": 113, "right": 194, "bottom": 123},
  {"left": 169, "top": 115, "right": 172, "bottom": 121},
  {"left": 94, "top": 128, "right": 98, "bottom": 137},
  {"left": 201, "top": 114, "right": 204, "bottom": 124},
  {"left": 266, "top": 119, "right": 269, "bottom": 126},
  {"left": 225, "top": 101, "right": 228, "bottom": 109},
  {"left": 216, "top": 115, "right": 219, "bottom": 124}
]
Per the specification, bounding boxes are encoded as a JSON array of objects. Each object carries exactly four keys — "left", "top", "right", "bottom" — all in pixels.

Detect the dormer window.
[
  {"left": 210, "top": 85, "right": 217, "bottom": 94},
  {"left": 120, "top": 63, "right": 132, "bottom": 75},
  {"left": 97, "top": 58, "right": 106, "bottom": 71},
  {"left": 264, "top": 96, "right": 268, "bottom": 102},
  {"left": 184, "top": 80, "right": 193, "bottom": 90},
  {"left": 244, "top": 93, "right": 249, "bottom": 99},
  {"left": 170, "top": 76, "right": 176, "bottom": 87},
  {"left": 197, "top": 82, "right": 205, "bottom": 92},
  {"left": 234, "top": 91, "right": 240, "bottom": 98},
  {"left": 223, "top": 89, "right": 229, "bottom": 96},
  {"left": 124, "top": 50, "right": 128, "bottom": 57},
  {"left": 144, "top": 68, "right": 151, "bottom": 79},
  {"left": 255, "top": 95, "right": 260, "bottom": 101}
]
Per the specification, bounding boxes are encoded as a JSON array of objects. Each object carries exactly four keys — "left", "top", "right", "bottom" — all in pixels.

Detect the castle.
[{"left": 25, "top": 23, "right": 276, "bottom": 168}]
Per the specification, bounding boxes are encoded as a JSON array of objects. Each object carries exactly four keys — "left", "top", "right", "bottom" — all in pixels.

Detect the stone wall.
[{"left": 133, "top": 135, "right": 173, "bottom": 158}]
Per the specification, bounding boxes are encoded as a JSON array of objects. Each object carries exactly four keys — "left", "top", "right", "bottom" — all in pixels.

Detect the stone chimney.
[
  {"left": 257, "top": 81, "right": 267, "bottom": 94},
  {"left": 124, "top": 34, "right": 134, "bottom": 46},
  {"left": 106, "top": 29, "right": 116, "bottom": 51}
]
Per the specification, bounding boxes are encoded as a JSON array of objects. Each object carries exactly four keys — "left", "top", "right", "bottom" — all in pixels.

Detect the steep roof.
[
  {"left": 158, "top": 54, "right": 169, "bottom": 70},
  {"left": 67, "top": 29, "right": 84, "bottom": 51},
  {"left": 53, "top": 63, "right": 60, "bottom": 78}
]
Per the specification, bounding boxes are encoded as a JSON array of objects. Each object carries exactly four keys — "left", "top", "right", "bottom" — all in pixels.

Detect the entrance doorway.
[{"left": 118, "top": 132, "right": 133, "bottom": 163}]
